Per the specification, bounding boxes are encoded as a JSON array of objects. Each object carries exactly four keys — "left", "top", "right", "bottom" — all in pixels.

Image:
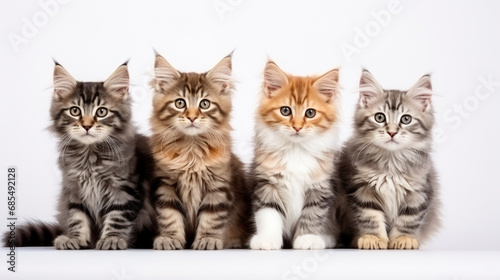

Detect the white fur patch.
[
  {"left": 293, "top": 234, "right": 326, "bottom": 250},
  {"left": 250, "top": 208, "right": 283, "bottom": 250}
]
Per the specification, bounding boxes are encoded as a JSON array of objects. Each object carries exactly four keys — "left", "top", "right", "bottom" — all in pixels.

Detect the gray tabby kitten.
[
  {"left": 334, "top": 70, "right": 441, "bottom": 249},
  {"left": 3, "top": 62, "right": 156, "bottom": 249}
]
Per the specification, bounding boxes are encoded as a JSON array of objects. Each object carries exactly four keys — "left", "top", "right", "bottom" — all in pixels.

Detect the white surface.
[
  {"left": 0, "top": 0, "right": 500, "bottom": 267},
  {"left": 1, "top": 248, "right": 499, "bottom": 280}
]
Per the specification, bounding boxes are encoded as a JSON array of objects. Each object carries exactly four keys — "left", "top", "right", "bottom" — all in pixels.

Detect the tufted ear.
[
  {"left": 104, "top": 63, "right": 129, "bottom": 100},
  {"left": 53, "top": 62, "right": 77, "bottom": 102},
  {"left": 206, "top": 53, "right": 233, "bottom": 95},
  {"left": 358, "top": 69, "right": 383, "bottom": 108},
  {"left": 263, "top": 60, "right": 288, "bottom": 97},
  {"left": 407, "top": 75, "right": 433, "bottom": 112},
  {"left": 313, "top": 68, "right": 339, "bottom": 102},
  {"left": 153, "top": 54, "right": 180, "bottom": 92}
]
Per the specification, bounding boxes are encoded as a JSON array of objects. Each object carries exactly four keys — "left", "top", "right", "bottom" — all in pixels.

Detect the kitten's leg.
[
  {"left": 293, "top": 184, "right": 335, "bottom": 250},
  {"left": 351, "top": 190, "right": 389, "bottom": 249},
  {"left": 250, "top": 178, "right": 285, "bottom": 250},
  {"left": 54, "top": 203, "right": 91, "bottom": 250},
  {"left": 389, "top": 191, "right": 427, "bottom": 250},
  {"left": 96, "top": 185, "right": 143, "bottom": 250},
  {"left": 192, "top": 181, "right": 232, "bottom": 250},
  {"left": 153, "top": 183, "right": 186, "bottom": 250}
]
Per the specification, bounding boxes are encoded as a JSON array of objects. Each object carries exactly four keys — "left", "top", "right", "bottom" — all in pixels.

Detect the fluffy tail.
[{"left": 3, "top": 222, "right": 62, "bottom": 247}]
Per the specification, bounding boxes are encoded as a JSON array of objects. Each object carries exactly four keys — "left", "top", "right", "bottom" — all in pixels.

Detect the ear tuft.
[
  {"left": 313, "top": 68, "right": 339, "bottom": 102},
  {"left": 53, "top": 64, "right": 77, "bottom": 102},
  {"left": 104, "top": 64, "right": 129, "bottom": 100},
  {"left": 206, "top": 54, "right": 233, "bottom": 95},
  {"left": 153, "top": 54, "right": 180, "bottom": 92},
  {"left": 359, "top": 69, "right": 383, "bottom": 108},
  {"left": 263, "top": 60, "right": 288, "bottom": 96},
  {"left": 408, "top": 75, "right": 433, "bottom": 112}
]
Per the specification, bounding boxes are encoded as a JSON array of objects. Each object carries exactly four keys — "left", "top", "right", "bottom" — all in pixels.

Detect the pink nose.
[
  {"left": 387, "top": 131, "right": 396, "bottom": 137},
  {"left": 187, "top": 116, "right": 197, "bottom": 123}
]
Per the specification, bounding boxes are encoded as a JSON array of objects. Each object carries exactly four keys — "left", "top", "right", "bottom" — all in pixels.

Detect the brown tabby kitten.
[{"left": 150, "top": 53, "right": 251, "bottom": 250}]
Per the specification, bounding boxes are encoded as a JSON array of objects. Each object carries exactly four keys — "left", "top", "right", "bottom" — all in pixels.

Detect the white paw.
[
  {"left": 293, "top": 234, "right": 326, "bottom": 250},
  {"left": 250, "top": 234, "right": 283, "bottom": 250}
]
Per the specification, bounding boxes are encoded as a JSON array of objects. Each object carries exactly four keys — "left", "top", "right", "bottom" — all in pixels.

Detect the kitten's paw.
[
  {"left": 192, "top": 237, "right": 223, "bottom": 250},
  {"left": 293, "top": 234, "right": 326, "bottom": 250},
  {"left": 250, "top": 234, "right": 282, "bottom": 250},
  {"left": 54, "top": 235, "right": 88, "bottom": 250},
  {"left": 358, "top": 234, "right": 388, "bottom": 250},
  {"left": 153, "top": 236, "right": 185, "bottom": 250},
  {"left": 96, "top": 236, "right": 128, "bottom": 250},
  {"left": 389, "top": 235, "right": 419, "bottom": 250}
]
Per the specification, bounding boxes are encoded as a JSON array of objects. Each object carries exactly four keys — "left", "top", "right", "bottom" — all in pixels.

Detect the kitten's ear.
[
  {"left": 104, "top": 63, "right": 129, "bottom": 100},
  {"left": 359, "top": 70, "right": 383, "bottom": 108},
  {"left": 207, "top": 54, "right": 233, "bottom": 95},
  {"left": 313, "top": 68, "right": 339, "bottom": 102},
  {"left": 263, "top": 61, "right": 288, "bottom": 96},
  {"left": 53, "top": 63, "right": 77, "bottom": 102},
  {"left": 153, "top": 55, "right": 180, "bottom": 92},
  {"left": 408, "top": 75, "right": 433, "bottom": 112}
]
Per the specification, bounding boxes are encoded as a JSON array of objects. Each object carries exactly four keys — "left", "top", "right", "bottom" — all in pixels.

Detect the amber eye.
[
  {"left": 199, "top": 99, "right": 211, "bottom": 109},
  {"left": 374, "top": 112, "right": 386, "bottom": 123},
  {"left": 175, "top": 99, "right": 186, "bottom": 109},
  {"left": 401, "top": 114, "right": 412, "bottom": 125},
  {"left": 69, "top": 106, "right": 81, "bottom": 117},
  {"left": 280, "top": 106, "right": 292, "bottom": 116},
  {"left": 305, "top": 109, "right": 316, "bottom": 118},
  {"left": 96, "top": 107, "right": 108, "bottom": 118}
]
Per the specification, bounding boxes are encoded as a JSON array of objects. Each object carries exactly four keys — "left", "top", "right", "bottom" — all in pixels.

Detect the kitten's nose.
[
  {"left": 187, "top": 116, "right": 197, "bottom": 123},
  {"left": 293, "top": 126, "right": 302, "bottom": 132},
  {"left": 387, "top": 131, "right": 397, "bottom": 137},
  {"left": 83, "top": 125, "right": 92, "bottom": 131}
]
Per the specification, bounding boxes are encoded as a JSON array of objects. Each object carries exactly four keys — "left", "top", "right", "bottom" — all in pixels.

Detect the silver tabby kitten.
[
  {"left": 3, "top": 62, "right": 156, "bottom": 249},
  {"left": 334, "top": 70, "right": 441, "bottom": 249}
]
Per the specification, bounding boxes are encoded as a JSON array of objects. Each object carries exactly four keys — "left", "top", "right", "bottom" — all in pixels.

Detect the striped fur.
[
  {"left": 334, "top": 70, "right": 441, "bottom": 249},
  {"left": 3, "top": 63, "right": 156, "bottom": 249},
  {"left": 150, "top": 53, "right": 251, "bottom": 250},
  {"left": 250, "top": 61, "right": 341, "bottom": 250}
]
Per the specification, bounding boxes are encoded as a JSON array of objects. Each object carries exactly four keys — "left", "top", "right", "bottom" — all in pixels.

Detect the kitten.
[
  {"left": 150, "top": 53, "right": 251, "bottom": 250},
  {"left": 3, "top": 62, "right": 156, "bottom": 250},
  {"left": 334, "top": 70, "right": 441, "bottom": 249},
  {"left": 250, "top": 61, "right": 341, "bottom": 250}
]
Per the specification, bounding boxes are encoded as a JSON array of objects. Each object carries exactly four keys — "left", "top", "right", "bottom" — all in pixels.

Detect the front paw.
[
  {"left": 54, "top": 235, "right": 88, "bottom": 250},
  {"left": 389, "top": 235, "right": 419, "bottom": 250},
  {"left": 153, "top": 236, "right": 185, "bottom": 250},
  {"left": 358, "top": 234, "right": 388, "bottom": 250},
  {"left": 96, "top": 236, "right": 128, "bottom": 250},
  {"left": 293, "top": 234, "right": 326, "bottom": 250},
  {"left": 192, "top": 237, "right": 223, "bottom": 250},
  {"left": 250, "top": 234, "right": 282, "bottom": 250}
]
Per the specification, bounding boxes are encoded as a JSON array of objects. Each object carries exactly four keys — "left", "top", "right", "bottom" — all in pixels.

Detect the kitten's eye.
[
  {"left": 96, "top": 107, "right": 108, "bottom": 118},
  {"left": 280, "top": 106, "right": 292, "bottom": 116},
  {"left": 175, "top": 99, "right": 186, "bottom": 109},
  {"left": 69, "top": 106, "right": 81, "bottom": 117},
  {"left": 199, "top": 99, "right": 211, "bottom": 109},
  {"left": 305, "top": 109, "right": 316, "bottom": 118},
  {"left": 401, "top": 114, "right": 412, "bottom": 125},
  {"left": 374, "top": 113, "right": 386, "bottom": 123}
]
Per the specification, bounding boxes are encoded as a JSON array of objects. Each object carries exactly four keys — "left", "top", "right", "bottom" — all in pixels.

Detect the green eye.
[
  {"left": 280, "top": 106, "right": 292, "bottom": 116},
  {"left": 175, "top": 99, "right": 186, "bottom": 109},
  {"left": 401, "top": 114, "right": 412, "bottom": 125},
  {"left": 69, "top": 106, "right": 81, "bottom": 117},
  {"left": 305, "top": 109, "right": 316, "bottom": 118},
  {"left": 96, "top": 107, "right": 108, "bottom": 118},
  {"left": 374, "top": 113, "right": 386, "bottom": 123},
  {"left": 199, "top": 99, "right": 211, "bottom": 109}
]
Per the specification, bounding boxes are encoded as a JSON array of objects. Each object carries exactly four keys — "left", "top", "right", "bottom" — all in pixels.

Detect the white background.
[{"left": 1, "top": 0, "right": 500, "bottom": 278}]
